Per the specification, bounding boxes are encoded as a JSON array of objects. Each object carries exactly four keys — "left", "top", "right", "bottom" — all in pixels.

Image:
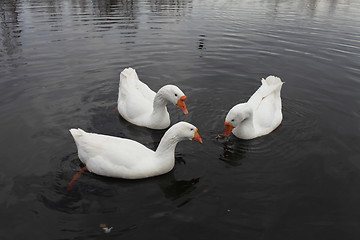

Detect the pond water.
[{"left": 1, "top": 0, "right": 360, "bottom": 239}]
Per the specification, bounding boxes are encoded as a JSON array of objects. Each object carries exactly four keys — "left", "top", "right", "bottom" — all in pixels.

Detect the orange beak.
[
  {"left": 224, "top": 122, "right": 235, "bottom": 136},
  {"left": 176, "top": 96, "right": 188, "bottom": 115},
  {"left": 192, "top": 128, "right": 203, "bottom": 143}
]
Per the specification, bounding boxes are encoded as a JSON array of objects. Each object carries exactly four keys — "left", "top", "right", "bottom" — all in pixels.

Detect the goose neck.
[
  {"left": 155, "top": 130, "right": 179, "bottom": 157},
  {"left": 153, "top": 91, "right": 168, "bottom": 112}
]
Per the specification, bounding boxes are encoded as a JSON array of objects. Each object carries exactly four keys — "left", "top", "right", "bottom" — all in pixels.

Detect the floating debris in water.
[
  {"left": 103, "top": 227, "right": 113, "bottom": 233},
  {"left": 99, "top": 224, "right": 113, "bottom": 233},
  {"left": 215, "top": 135, "right": 225, "bottom": 140}
]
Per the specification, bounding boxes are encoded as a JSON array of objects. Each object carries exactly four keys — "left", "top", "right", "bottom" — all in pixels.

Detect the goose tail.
[
  {"left": 119, "top": 67, "right": 138, "bottom": 103},
  {"left": 69, "top": 128, "right": 87, "bottom": 140},
  {"left": 262, "top": 76, "right": 283, "bottom": 86},
  {"left": 261, "top": 75, "right": 284, "bottom": 94},
  {"left": 120, "top": 67, "right": 138, "bottom": 85}
]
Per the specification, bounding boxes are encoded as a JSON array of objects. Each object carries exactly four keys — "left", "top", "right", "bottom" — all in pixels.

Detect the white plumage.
[
  {"left": 224, "top": 76, "right": 284, "bottom": 139},
  {"left": 69, "top": 122, "right": 202, "bottom": 179},
  {"left": 117, "top": 68, "right": 188, "bottom": 129}
]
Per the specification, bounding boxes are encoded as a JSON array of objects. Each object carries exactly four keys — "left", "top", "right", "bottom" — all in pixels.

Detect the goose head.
[
  {"left": 224, "top": 103, "right": 251, "bottom": 136},
  {"left": 171, "top": 122, "right": 203, "bottom": 143},
  {"left": 161, "top": 85, "right": 189, "bottom": 115}
]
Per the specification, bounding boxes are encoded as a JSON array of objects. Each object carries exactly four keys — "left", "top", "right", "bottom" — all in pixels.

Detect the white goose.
[
  {"left": 69, "top": 122, "right": 202, "bottom": 180},
  {"left": 118, "top": 67, "right": 188, "bottom": 129},
  {"left": 224, "top": 76, "right": 284, "bottom": 139}
]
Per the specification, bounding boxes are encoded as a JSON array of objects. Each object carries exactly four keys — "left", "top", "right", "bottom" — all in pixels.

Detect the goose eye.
[
  {"left": 175, "top": 94, "right": 178, "bottom": 97},
  {"left": 190, "top": 128, "right": 193, "bottom": 131},
  {"left": 231, "top": 119, "right": 234, "bottom": 122}
]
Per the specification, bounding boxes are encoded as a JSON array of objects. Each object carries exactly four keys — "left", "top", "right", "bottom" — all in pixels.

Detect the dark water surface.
[{"left": 1, "top": 0, "right": 360, "bottom": 239}]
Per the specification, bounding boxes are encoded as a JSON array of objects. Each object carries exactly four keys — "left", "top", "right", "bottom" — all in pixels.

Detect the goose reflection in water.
[
  {"left": 219, "top": 140, "right": 248, "bottom": 167},
  {"left": 218, "top": 135, "right": 274, "bottom": 167},
  {"left": 32, "top": 152, "right": 201, "bottom": 215}
]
